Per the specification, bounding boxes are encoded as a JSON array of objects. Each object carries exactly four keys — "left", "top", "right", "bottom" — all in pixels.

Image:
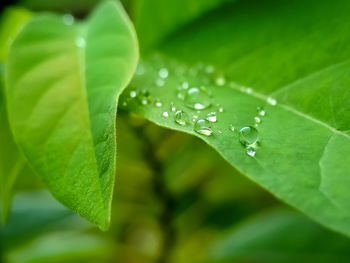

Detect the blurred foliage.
[{"left": 1, "top": 0, "right": 350, "bottom": 263}]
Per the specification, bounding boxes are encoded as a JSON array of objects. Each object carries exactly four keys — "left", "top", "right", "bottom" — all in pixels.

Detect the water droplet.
[
  {"left": 162, "top": 112, "right": 169, "bottom": 118},
  {"left": 139, "top": 90, "right": 151, "bottom": 105},
  {"left": 171, "top": 106, "right": 176, "bottom": 112},
  {"left": 257, "top": 107, "right": 265, "bottom": 116},
  {"left": 206, "top": 112, "right": 217, "bottom": 123},
  {"left": 130, "top": 90, "right": 137, "bottom": 98},
  {"left": 194, "top": 119, "right": 212, "bottom": 136},
  {"left": 254, "top": 116, "right": 262, "bottom": 124},
  {"left": 181, "top": 81, "right": 189, "bottom": 90},
  {"left": 174, "top": 110, "right": 189, "bottom": 126},
  {"left": 205, "top": 65, "right": 215, "bottom": 74},
  {"left": 218, "top": 130, "right": 223, "bottom": 134},
  {"left": 239, "top": 126, "right": 259, "bottom": 146},
  {"left": 246, "top": 87, "right": 253, "bottom": 94},
  {"left": 75, "top": 37, "right": 86, "bottom": 48},
  {"left": 219, "top": 107, "right": 224, "bottom": 113},
  {"left": 246, "top": 146, "right": 256, "bottom": 157},
  {"left": 267, "top": 97, "right": 277, "bottom": 106},
  {"left": 215, "top": 77, "right": 226, "bottom": 86},
  {"left": 154, "top": 99, "right": 162, "bottom": 107},
  {"left": 156, "top": 79, "right": 165, "bottom": 87},
  {"left": 184, "top": 87, "right": 211, "bottom": 110},
  {"left": 62, "top": 14, "right": 74, "bottom": 26},
  {"left": 159, "top": 68, "right": 169, "bottom": 79},
  {"left": 229, "top": 124, "right": 235, "bottom": 132}
]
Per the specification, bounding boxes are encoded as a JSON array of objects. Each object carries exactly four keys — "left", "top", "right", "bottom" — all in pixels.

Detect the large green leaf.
[
  {"left": 5, "top": 0, "right": 138, "bottom": 229},
  {"left": 211, "top": 209, "right": 350, "bottom": 263},
  {"left": 122, "top": 0, "right": 350, "bottom": 235}
]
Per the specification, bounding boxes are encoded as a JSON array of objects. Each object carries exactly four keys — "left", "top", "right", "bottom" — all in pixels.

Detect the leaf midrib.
[{"left": 227, "top": 69, "right": 350, "bottom": 140}]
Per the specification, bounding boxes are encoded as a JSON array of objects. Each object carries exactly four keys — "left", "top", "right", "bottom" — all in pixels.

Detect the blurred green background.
[{"left": 2, "top": 1, "right": 350, "bottom": 263}]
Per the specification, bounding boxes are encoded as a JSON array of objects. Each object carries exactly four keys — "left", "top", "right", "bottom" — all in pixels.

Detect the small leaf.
[
  {"left": 123, "top": 0, "right": 350, "bottom": 236},
  {"left": 5, "top": 0, "right": 138, "bottom": 229}
]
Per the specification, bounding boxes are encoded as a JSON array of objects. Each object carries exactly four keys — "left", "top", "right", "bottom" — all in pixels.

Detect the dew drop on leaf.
[
  {"left": 205, "top": 65, "right": 215, "bottom": 74},
  {"left": 194, "top": 119, "right": 212, "bottom": 136},
  {"left": 174, "top": 110, "right": 189, "bottom": 126},
  {"left": 267, "top": 97, "right": 277, "bottom": 106},
  {"left": 130, "top": 90, "right": 137, "bottom": 98},
  {"left": 257, "top": 106, "right": 265, "bottom": 116},
  {"left": 138, "top": 90, "right": 151, "bottom": 105},
  {"left": 254, "top": 116, "right": 262, "bottom": 124},
  {"left": 62, "top": 14, "right": 74, "bottom": 26},
  {"left": 158, "top": 68, "right": 169, "bottom": 79},
  {"left": 184, "top": 87, "right": 211, "bottom": 110},
  {"left": 162, "top": 112, "right": 169, "bottom": 118},
  {"left": 215, "top": 77, "right": 226, "bottom": 86},
  {"left": 229, "top": 124, "right": 235, "bottom": 132},
  {"left": 246, "top": 87, "right": 253, "bottom": 94},
  {"left": 246, "top": 146, "right": 256, "bottom": 157},
  {"left": 156, "top": 79, "right": 165, "bottom": 87},
  {"left": 154, "top": 99, "right": 162, "bottom": 107},
  {"left": 206, "top": 112, "right": 217, "bottom": 122},
  {"left": 181, "top": 81, "right": 189, "bottom": 90},
  {"left": 239, "top": 126, "right": 259, "bottom": 146},
  {"left": 75, "top": 37, "right": 86, "bottom": 48}
]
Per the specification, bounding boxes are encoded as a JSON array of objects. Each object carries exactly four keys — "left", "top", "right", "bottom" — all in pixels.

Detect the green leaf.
[
  {"left": 5, "top": 0, "right": 139, "bottom": 229},
  {"left": 211, "top": 209, "right": 350, "bottom": 263},
  {"left": 123, "top": 0, "right": 350, "bottom": 236},
  {"left": 0, "top": 8, "right": 32, "bottom": 222},
  {"left": 132, "top": 0, "right": 234, "bottom": 51}
]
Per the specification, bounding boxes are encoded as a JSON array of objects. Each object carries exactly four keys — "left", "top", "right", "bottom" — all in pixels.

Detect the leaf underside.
[
  {"left": 123, "top": 0, "right": 350, "bottom": 236},
  {"left": 5, "top": 0, "right": 138, "bottom": 229}
]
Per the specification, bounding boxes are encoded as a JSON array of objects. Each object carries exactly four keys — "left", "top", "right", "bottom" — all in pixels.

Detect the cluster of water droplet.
[{"left": 122, "top": 57, "right": 279, "bottom": 158}]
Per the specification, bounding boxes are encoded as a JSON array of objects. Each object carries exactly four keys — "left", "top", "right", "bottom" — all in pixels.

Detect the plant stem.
[{"left": 134, "top": 124, "right": 176, "bottom": 263}]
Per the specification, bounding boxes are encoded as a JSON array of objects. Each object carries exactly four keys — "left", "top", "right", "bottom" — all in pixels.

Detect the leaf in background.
[
  {"left": 6, "top": 231, "right": 112, "bottom": 263},
  {"left": 5, "top": 0, "right": 138, "bottom": 229},
  {"left": 211, "top": 209, "right": 350, "bottom": 263},
  {"left": 0, "top": 7, "right": 32, "bottom": 222},
  {"left": 0, "top": 7, "right": 31, "bottom": 61},
  {"left": 131, "top": 0, "right": 234, "bottom": 51},
  {"left": 122, "top": 0, "right": 350, "bottom": 236},
  {"left": 0, "top": 82, "right": 26, "bottom": 223},
  {"left": 1, "top": 191, "right": 111, "bottom": 263},
  {"left": 18, "top": 0, "right": 102, "bottom": 14}
]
